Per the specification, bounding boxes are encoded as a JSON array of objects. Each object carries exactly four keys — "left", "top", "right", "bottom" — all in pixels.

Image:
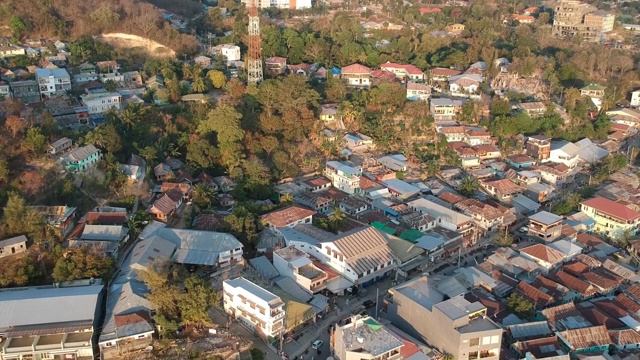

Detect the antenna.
[{"left": 247, "top": 0, "right": 263, "bottom": 84}]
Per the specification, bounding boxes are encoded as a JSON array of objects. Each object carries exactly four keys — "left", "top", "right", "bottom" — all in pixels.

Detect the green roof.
[
  {"left": 372, "top": 221, "right": 396, "bottom": 235},
  {"left": 399, "top": 229, "right": 424, "bottom": 243},
  {"left": 364, "top": 318, "right": 384, "bottom": 331},
  {"left": 581, "top": 84, "right": 606, "bottom": 91}
]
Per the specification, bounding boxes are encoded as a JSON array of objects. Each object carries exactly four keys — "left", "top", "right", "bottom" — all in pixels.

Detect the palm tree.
[
  {"left": 193, "top": 183, "right": 218, "bottom": 209},
  {"left": 458, "top": 175, "right": 479, "bottom": 197},
  {"left": 280, "top": 192, "right": 294, "bottom": 204},
  {"left": 328, "top": 208, "right": 346, "bottom": 232},
  {"left": 192, "top": 75, "right": 207, "bottom": 93},
  {"left": 127, "top": 211, "right": 150, "bottom": 239},
  {"left": 181, "top": 63, "right": 193, "bottom": 80}
]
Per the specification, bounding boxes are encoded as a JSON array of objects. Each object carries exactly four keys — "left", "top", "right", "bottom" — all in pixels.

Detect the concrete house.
[
  {"left": 9, "top": 80, "right": 39, "bottom": 104},
  {"left": 323, "top": 161, "right": 362, "bottom": 194},
  {"left": 261, "top": 205, "right": 316, "bottom": 229},
  {"left": 265, "top": 57, "right": 288, "bottom": 74},
  {"left": 527, "top": 211, "right": 563, "bottom": 242},
  {"left": 66, "top": 145, "right": 101, "bottom": 172},
  {"left": 519, "top": 244, "right": 566, "bottom": 273},
  {"left": 35, "top": 68, "right": 71, "bottom": 99},
  {"left": 380, "top": 62, "right": 425, "bottom": 82},
  {"left": 581, "top": 197, "right": 640, "bottom": 239},
  {"left": 273, "top": 246, "right": 329, "bottom": 294},
  {"left": 550, "top": 141, "right": 580, "bottom": 168},
  {"left": 0, "top": 283, "right": 104, "bottom": 360},
  {"left": 406, "top": 81, "right": 431, "bottom": 101},
  {"left": 80, "top": 91, "right": 122, "bottom": 115},
  {"left": 0, "top": 235, "right": 28, "bottom": 258},
  {"left": 341, "top": 64, "right": 371, "bottom": 88},
  {"left": 525, "top": 135, "right": 551, "bottom": 162},
  {"left": 333, "top": 316, "right": 404, "bottom": 360},
  {"left": 387, "top": 277, "right": 502, "bottom": 360},
  {"left": 223, "top": 277, "right": 285, "bottom": 338}
]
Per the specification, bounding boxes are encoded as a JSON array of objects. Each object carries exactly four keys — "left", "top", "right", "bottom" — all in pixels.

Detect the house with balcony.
[
  {"left": 480, "top": 179, "right": 524, "bottom": 203},
  {"left": 472, "top": 144, "right": 501, "bottom": 160},
  {"left": 465, "top": 129, "right": 492, "bottom": 146},
  {"left": 430, "top": 97, "right": 458, "bottom": 121},
  {"left": 273, "top": 246, "right": 328, "bottom": 294},
  {"left": 525, "top": 135, "right": 551, "bottom": 162},
  {"left": 80, "top": 90, "right": 122, "bottom": 116},
  {"left": 66, "top": 144, "right": 101, "bottom": 172},
  {"left": 333, "top": 316, "right": 405, "bottom": 360},
  {"left": 407, "top": 198, "right": 474, "bottom": 241},
  {"left": 265, "top": 57, "right": 288, "bottom": 74},
  {"left": 550, "top": 141, "right": 580, "bottom": 168},
  {"left": 527, "top": 211, "right": 563, "bottom": 242},
  {"left": 534, "top": 162, "right": 572, "bottom": 186},
  {"left": 9, "top": 80, "right": 39, "bottom": 104},
  {"left": 323, "top": 161, "right": 362, "bottom": 194},
  {"left": 455, "top": 199, "right": 504, "bottom": 236},
  {"left": 387, "top": 277, "right": 502, "bottom": 360},
  {"left": 380, "top": 62, "right": 425, "bottom": 82},
  {"left": 341, "top": 64, "right": 371, "bottom": 88},
  {"left": 581, "top": 197, "right": 640, "bottom": 239},
  {"left": 223, "top": 277, "right": 285, "bottom": 339},
  {"left": 35, "top": 68, "right": 71, "bottom": 99},
  {"left": 448, "top": 74, "right": 482, "bottom": 99},
  {"left": 406, "top": 81, "right": 431, "bottom": 101},
  {"left": 0, "top": 283, "right": 104, "bottom": 360},
  {"left": 49, "top": 137, "right": 73, "bottom": 155}
]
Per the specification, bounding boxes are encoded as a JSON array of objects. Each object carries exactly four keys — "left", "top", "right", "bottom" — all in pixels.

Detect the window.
[
  {"left": 490, "top": 336, "right": 500, "bottom": 344},
  {"left": 469, "top": 338, "right": 479, "bottom": 346},
  {"left": 481, "top": 337, "right": 491, "bottom": 345}
]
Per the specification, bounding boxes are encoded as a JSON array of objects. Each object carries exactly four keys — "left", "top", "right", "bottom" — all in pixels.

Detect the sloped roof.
[
  {"left": 331, "top": 227, "right": 395, "bottom": 275},
  {"left": 581, "top": 197, "right": 640, "bottom": 222},
  {"left": 554, "top": 271, "right": 596, "bottom": 296},
  {"left": 99, "top": 280, "right": 153, "bottom": 343},
  {"left": 261, "top": 205, "right": 317, "bottom": 227},
  {"left": 559, "top": 325, "right": 611, "bottom": 350},
  {"left": 68, "top": 144, "right": 99, "bottom": 162},
  {"left": 531, "top": 275, "right": 569, "bottom": 299},
  {"left": 520, "top": 244, "right": 565, "bottom": 264},
  {"left": 609, "top": 329, "right": 640, "bottom": 346},
  {"left": 516, "top": 281, "right": 554, "bottom": 308},
  {"left": 249, "top": 256, "right": 279, "bottom": 280},
  {"left": 0, "top": 235, "right": 28, "bottom": 248},
  {"left": 341, "top": 63, "right": 371, "bottom": 74},
  {"left": 508, "top": 321, "right": 552, "bottom": 340}
]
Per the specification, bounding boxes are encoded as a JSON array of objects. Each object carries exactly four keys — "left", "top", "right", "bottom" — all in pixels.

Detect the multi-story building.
[
  {"left": 550, "top": 141, "right": 580, "bottom": 169},
  {"left": 66, "top": 144, "right": 102, "bottom": 172},
  {"left": 341, "top": 64, "right": 371, "bottom": 88},
  {"left": 581, "top": 197, "right": 640, "bottom": 239},
  {"left": 406, "top": 82, "right": 431, "bottom": 101},
  {"left": 517, "top": 102, "right": 547, "bottom": 118},
  {"left": 455, "top": 199, "right": 504, "bottom": 235},
  {"left": 407, "top": 198, "right": 474, "bottom": 240},
  {"left": 430, "top": 98, "right": 457, "bottom": 121},
  {"left": 223, "top": 277, "right": 285, "bottom": 339},
  {"left": 387, "top": 277, "right": 502, "bottom": 360},
  {"left": 241, "top": 0, "right": 311, "bottom": 9},
  {"left": 525, "top": 135, "right": 551, "bottom": 162},
  {"left": 323, "top": 161, "right": 362, "bottom": 194},
  {"left": 552, "top": 0, "right": 614, "bottom": 41},
  {"left": 0, "top": 282, "right": 104, "bottom": 360},
  {"left": 333, "top": 316, "right": 404, "bottom": 360},
  {"left": 273, "top": 246, "right": 328, "bottom": 294},
  {"left": 211, "top": 44, "right": 241, "bottom": 62},
  {"left": 9, "top": 80, "right": 39, "bottom": 104},
  {"left": 35, "top": 68, "right": 71, "bottom": 99},
  {"left": 0, "top": 81, "right": 10, "bottom": 99},
  {"left": 0, "top": 46, "right": 26, "bottom": 58},
  {"left": 80, "top": 91, "right": 122, "bottom": 116},
  {"left": 527, "top": 211, "right": 563, "bottom": 241},
  {"left": 380, "top": 62, "right": 425, "bottom": 82}
]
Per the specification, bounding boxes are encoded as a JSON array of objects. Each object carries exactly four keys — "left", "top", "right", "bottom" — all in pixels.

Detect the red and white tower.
[{"left": 247, "top": 0, "right": 263, "bottom": 84}]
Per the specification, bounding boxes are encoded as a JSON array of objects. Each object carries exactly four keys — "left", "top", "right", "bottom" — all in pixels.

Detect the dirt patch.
[{"left": 96, "top": 33, "right": 176, "bottom": 58}]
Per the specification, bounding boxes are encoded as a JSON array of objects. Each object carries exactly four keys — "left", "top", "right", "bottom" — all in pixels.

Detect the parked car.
[
  {"left": 312, "top": 340, "right": 323, "bottom": 350},
  {"left": 363, "top": 300, "right": 376, "bottom": 309},
  {"left": 519, "top": 227, "right": 528, "bottom": 233},
  {"left": 351, "top": 305, "right": 366, "bottom": 316}
]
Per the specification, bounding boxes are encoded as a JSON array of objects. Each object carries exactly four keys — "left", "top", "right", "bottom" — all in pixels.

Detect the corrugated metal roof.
[
  {"left": 273, "top": 276, "right": 312, "bottom": 302},
  {"left": 249, "top": 256, "right": 280, "bottom": 280},
  {"left": 0, "top": 285, "right": 103, "bottom": 330},
  {"left": 508, "top": 321, "right": 552, "bottom": 340},
  {"left": 331, "top": 227, "right": 395, "bottom": 275}
]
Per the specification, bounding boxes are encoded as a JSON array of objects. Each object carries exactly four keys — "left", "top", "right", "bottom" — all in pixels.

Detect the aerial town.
[{"left": 1, "top": 0, "right": 640, "bottom": 359}]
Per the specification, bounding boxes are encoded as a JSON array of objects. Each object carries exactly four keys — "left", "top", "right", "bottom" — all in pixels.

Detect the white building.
[
  {"left": 549, "top": 141, "right": 580, "bottom": 169},
  {"left": 448, "top": 74, "right": 482, "bottom": 99},
  {"left": 408, "top": 197, "right": 474, "bottom": 239},
  {"left": 273, "top": 246, "right": 329, "bottom": 294},
  {"left": 323, "top": 161, "right": 362, "bottom": 194},
  {"left": 211, "top": 44, "right": 241, "bottom": 63},
  {"left": 631, "top": 89, "right": 640, "bottom": 107},
  {"left": 223, "top": 277, "right": 285, "bottom": 338},
  {"left": 35, "top": 68, "right": 71, "bottom": 99},
  {"left": 241, "top": 0, "right": 311, "bottom": 9},
  {"left": 80, "top": 91, "right": 122, "bottom": 115},
  {"left": 430, "top": 97, "right": 457, "bottom": 121}
]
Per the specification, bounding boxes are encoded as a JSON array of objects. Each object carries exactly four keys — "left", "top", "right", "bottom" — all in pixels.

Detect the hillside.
[{"left": 0, "top": 0, "right": 199, "bottom": 56}]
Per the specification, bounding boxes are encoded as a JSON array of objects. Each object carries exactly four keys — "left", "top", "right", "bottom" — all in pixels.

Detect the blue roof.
[
  {"left": 249, "top": 256, "right": 279, "bottom": 280},
  {"left": 330, "top": 67, "right": 341, "bottom": 75}
]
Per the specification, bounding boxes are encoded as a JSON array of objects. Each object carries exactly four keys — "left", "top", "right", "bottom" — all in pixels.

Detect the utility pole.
[
  {"left": 375, "top": 287, "right": 379, "bottom": 320},
  {"left": 247, "top": 0, "right": 263, "bottom": 84}
]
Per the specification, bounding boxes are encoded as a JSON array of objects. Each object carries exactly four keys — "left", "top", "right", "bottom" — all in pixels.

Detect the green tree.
[
  {"left": 328, "top": 208, "right": 346, "bottom": 233},
  {"left": 207, "top": 70, "right": 227, "bottom": 89},
  {"left": 506, "top": 293, "right": 534, "bottom": 319},
  {"left": 458, "top": 175, "right": 479, "bottom": 197},
  {"left": 192, "top": 75, "right": 207, "bottom": 93},
  {"left": 178, "top": 275, "right": 220, "bottom": 326},
  {"left": 193, "top": 183, "right": 217, "bottom": 209},
  {"left": 9, "top": 16, "right": 27, "bottom": 41},
  {"left": 490, "top": 99, "right": 511, "bottom": 117},
  {"left": 52, "top": 246, "right": 115, "bottom": 282},
  {"left": 127, "top": 211, "right": 150, "bottom": 239},
  {"left": 103, "top": 79, "right": 117, "bottom": 92},
  {"left": 494, "top": 232, "right": 514, "bottom": 247},
  {"left": 198, "top": 104, "right": 245, "bottom": 172},
  {"left": 2, "top": 192, "right": 43, "bottom": 237},
  {"left": 0, "top": 159, "right": 9, "bottom": 183},
  {"left": 24, "top": 127, "right": 47, "bottom": 154},
  {"left": 223, "top": 206, "right": 258, "bottom": 244}
]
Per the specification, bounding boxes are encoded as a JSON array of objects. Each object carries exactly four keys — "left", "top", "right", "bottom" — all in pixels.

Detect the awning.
[
  {"left": 399, "top": 256, "right": 426, "bottom": 272},
  {"left": 326, "top": 276, "right": 353, "bottom": 293}
]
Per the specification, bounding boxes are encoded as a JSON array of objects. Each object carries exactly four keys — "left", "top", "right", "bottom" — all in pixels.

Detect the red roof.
[
  {"left": 371, "top": 69, "right": 397, "bottom": 82},
  {"left": 430, "top": 67, "right": 461, "bottom": 77},
  {"left": 261, "top": 205, "right": 317, "bottom": 227},
  {"left": 513, "top": 14, "right": 535, "bottom": 21},
  {"left": 85, "top": 212, "right": 127, "bottom": 225},
  {"left": 400, "top": 340, "right": 420, "bottom": 359},
  {"left": 516, "top": 281, "right": 554, "bottom": 308},
  {"left": 419, "top": 7, "right": 442, "bottom": 14},
  {"left": 581, "top": 197, "right": 640, "bottom": 222},
  {"left": 341, "top": 63, "right": 371, "bottom": 74},
  {"left": 266, "top": 56, "right": 287, "bottom": 64}
]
